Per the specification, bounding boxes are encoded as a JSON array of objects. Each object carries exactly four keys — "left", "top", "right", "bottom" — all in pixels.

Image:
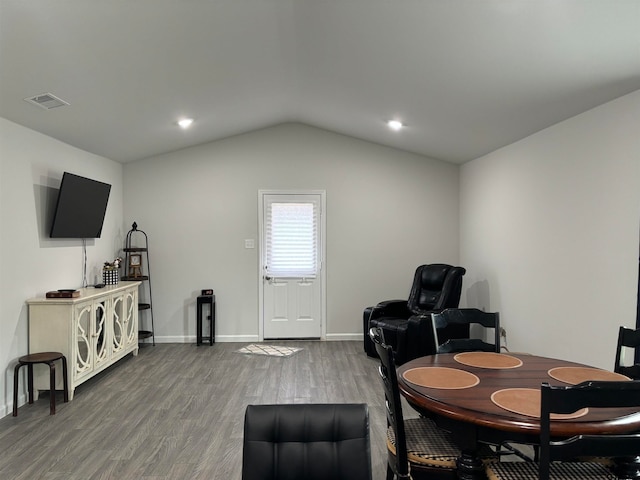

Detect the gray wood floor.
[{"left": 0, "top": 341, "right": 393, "bottom": 480}]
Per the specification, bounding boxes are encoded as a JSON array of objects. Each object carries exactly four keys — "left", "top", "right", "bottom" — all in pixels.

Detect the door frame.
[{"left": 258, "top": 189, "right": 327, "bottom": 341}]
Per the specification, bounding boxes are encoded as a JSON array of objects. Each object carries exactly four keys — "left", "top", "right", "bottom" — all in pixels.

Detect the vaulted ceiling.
[{"left": 1, "top": 0, "right": 639, "bottom": 164}]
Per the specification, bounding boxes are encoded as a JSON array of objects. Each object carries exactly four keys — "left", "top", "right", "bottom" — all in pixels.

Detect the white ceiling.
[{"left": 1, "top": 0, "right": 639, "bottom": 164}]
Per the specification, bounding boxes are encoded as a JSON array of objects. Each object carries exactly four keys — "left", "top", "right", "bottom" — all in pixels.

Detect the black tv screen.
[{"left": 50, "top": 172, "right": 111, "bottom": 238}]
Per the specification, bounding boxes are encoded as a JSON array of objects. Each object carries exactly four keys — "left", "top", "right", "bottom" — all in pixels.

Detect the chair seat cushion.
[
  {"left": 486, "top": 460, "right": 616, "bottom": 480},
  {"left": 386, "top": 417, "right": 460, "bottom": 469}
]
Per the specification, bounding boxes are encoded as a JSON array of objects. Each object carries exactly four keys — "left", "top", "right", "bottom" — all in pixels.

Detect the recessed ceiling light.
[
  {"left": 387, "top": 120, "right": 404, "bottom": 131},
  {"left": 178, "top": 118, "right": 194, "bottom": 129}
]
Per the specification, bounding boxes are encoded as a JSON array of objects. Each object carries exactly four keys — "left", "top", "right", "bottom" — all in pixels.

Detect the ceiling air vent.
[{"left": 24, "top": 92, "right": 69, "bottom": 110}]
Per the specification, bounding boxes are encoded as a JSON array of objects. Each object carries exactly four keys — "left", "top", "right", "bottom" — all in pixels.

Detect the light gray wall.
[
  {"left": 0, "top": 117, "right": 125, "bottom": 416},
  {"left": 4, "top": 89, "right": 637, "bottom": 417},
  {"left": 460, "top": 90, "right": 640, "bottom": 369},
  {"left": 123, "top": 123, "right": 460, "bottom": 342}
]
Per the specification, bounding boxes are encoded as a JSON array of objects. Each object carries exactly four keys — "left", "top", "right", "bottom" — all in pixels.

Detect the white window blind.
[{"left": 266, "top": 202, "right": 317, "bottom": 278}]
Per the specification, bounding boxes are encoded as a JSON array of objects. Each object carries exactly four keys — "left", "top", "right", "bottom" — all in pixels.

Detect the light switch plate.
[{"left": 244, "top": 239, "right": 255, "bottom": 249}]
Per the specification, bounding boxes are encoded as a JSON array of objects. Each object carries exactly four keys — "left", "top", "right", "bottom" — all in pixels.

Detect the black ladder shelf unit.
[{"left": 122, "top": 222, "right": 155, "bottom": 346}]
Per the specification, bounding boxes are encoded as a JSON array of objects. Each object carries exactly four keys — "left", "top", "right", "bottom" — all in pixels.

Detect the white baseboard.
[
  {"left": 144, "top": 334, "right": 363, "bottom": 343},
  {"left": 325, "top": 333, "right": 364, "bottom": 341},
  {"left": 146, "top": 334, "right": 261, "bottom": 343},
  {"left": 2, "top": 392, "right": 27, "bottom": 419}
]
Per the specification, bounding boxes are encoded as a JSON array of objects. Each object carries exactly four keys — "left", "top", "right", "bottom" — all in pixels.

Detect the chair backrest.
[
  {"left": 369, "top": 326, "right": 410, "bottom": 479},
  {"left": 614, "top": 326, "right": 640, "bottom": 379},
  {"left": 431, "top": 308, "right": 500, "bottom": 353},
  {"left": 539, "top": 380, "right": 640, "bottom": 480},
  {"left": 407, "top": 264, "right": 466, "bottom": 313},
  {"left": 242, "top": 403, "right": 372, "bottom": 480}
]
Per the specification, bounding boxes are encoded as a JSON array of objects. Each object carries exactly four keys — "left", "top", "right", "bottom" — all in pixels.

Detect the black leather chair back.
[
  {"left": 432, "top": 308, "right": 500, "bottom": 353},
  {"left": 539, "top": 380, "right": 640, "bottom": 480},
  {"left": 407, "top": 264, "right": 466, "bottom": 313},
  {"left": 242, "top": 403, "right": 372, "bottom": 480}
]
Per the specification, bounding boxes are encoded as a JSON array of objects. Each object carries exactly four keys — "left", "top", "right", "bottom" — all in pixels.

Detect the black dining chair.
[
  {"left": 242, "top": 403, "right": 372, "bottom": 480},
  {"left": 485, "top": 380, "right": 640, "bottom": 480},
  {"left": 430, "top": 308, "right": 536, "bottom": 461},
  {"left": 431, "top": 308, "right": 500, "bottom": 354},
  {"left": 370, "top": 326, "right": 462, "bottom": 480},
  {"left": 614, "top": 325, "right": 640, "bottom": 379}
]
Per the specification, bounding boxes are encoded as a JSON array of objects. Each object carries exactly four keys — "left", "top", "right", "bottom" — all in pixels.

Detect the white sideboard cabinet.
[{"left": 26, "top": 281, "right": 141, "bottom": 400}]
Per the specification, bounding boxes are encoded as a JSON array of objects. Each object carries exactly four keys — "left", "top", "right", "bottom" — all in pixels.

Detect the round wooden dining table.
[{"left": 397, "top": 352, "right": 640, "bottom": 480}]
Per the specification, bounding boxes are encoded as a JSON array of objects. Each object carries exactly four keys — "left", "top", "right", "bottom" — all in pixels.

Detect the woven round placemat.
[
  {"left": 548, "top": 366, "right": 630, "bottom": 385},
  {"left": 491, "top": 388, "right": 588, "bottom": 419},
  {"left": 454, "top": 352, "right": 523, "bottom": 369},
  {"left": 402, "top": 367, "right": 480, "bottom": 389}
]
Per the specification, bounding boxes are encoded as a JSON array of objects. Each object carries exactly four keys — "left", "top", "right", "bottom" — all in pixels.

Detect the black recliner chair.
[{"left": 363, "top": 264, "right": 467, "bottom": 365}]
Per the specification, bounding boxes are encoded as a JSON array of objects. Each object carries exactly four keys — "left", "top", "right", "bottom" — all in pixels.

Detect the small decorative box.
[{"left": 103, "top": 268, "right": 119, "bottom": 285}]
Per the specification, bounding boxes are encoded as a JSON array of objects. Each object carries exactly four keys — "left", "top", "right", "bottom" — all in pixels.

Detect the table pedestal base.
[{"left": 457, "top": 452, "right": 486, "bottom": 480}]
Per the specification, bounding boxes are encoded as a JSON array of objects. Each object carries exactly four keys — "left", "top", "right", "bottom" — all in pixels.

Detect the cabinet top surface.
[{"left": 26, "top": 281, "right": 141, "bottom": 305}]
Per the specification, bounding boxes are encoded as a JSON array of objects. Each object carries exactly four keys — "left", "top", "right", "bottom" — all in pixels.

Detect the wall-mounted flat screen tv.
[{"left": 50, "top": 172, "right": 112, "bottom": 238}]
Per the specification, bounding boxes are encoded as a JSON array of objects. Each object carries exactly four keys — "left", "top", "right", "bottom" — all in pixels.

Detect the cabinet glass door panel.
[
  {"left": 124, "top": 291, "right": 136, "bottom": 345},
  {"left": 75, "top": 303, "right": 93, "bottom": 379},
  {"left": 94, "top": 301, "right": 109, "bottom": 367},
  {"left": 112, "top": 295, "right": 124, "bottom": 353}
]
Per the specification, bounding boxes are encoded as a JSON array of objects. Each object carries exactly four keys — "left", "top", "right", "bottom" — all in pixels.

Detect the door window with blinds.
[{"left": 265, "top": 197, "right": 319, "bottom": 278}]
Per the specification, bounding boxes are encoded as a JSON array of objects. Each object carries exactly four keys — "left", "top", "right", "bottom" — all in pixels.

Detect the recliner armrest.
[
  {"left": 371, "top": 299, "right": 411, "bottom": 319},
  {"left": 411, "top": 307, "right": 444, "bottom": 316}
]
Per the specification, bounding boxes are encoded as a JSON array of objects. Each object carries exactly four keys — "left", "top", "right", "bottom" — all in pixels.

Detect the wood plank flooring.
[{"left": 0, "top": 341, "right": 395, "bottom": 480}]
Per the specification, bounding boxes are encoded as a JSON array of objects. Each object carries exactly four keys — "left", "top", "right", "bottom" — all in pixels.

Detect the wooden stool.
[{"left": 13, "top": 352, "right": 69, "bottom": 416}]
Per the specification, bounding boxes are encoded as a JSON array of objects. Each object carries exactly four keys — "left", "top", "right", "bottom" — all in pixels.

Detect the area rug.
[{"left": 236, "top": 344, "right": 302, "bottom": 357}]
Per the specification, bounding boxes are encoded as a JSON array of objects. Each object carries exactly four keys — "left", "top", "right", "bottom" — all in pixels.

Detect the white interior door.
[{"left": 260, "top": 191, "right": 324, "bottom": 339}]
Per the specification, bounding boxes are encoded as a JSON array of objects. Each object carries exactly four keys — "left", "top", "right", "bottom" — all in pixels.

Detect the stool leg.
[
  {"left": 13, "top": 363, "right": 21, "bottom": 416},
  {"left": 27, "top": 364, "right": 34, "bottom": 404},
  {"left": 49, "top": 362, "right": 56, "bottom": 415},
  {"left": 60, "top": 356, "right": 69, "bottom": 403}
]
